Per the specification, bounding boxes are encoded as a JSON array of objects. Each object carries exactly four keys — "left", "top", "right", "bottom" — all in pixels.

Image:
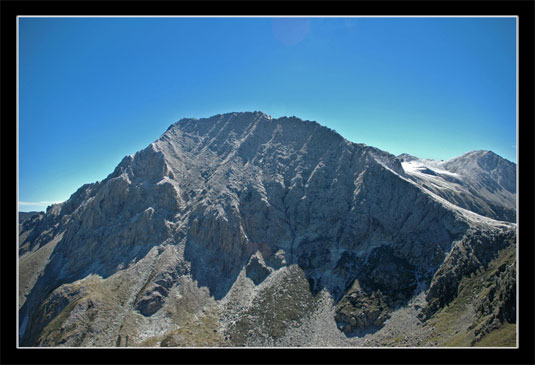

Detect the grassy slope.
[
  {"left": 422, "top": 244, "right": 516, "bottom": 347},
  {"left": 19, "top": 233, "right": 64, "bottom": 308}
]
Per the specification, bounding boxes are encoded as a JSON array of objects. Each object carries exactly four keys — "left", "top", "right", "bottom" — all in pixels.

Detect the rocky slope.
[
  {"left": 398, "top": 151, "right": 516, "bottom": 223},
  {"left": 18, "top": 111, "right": 517, "bottom": 347}
]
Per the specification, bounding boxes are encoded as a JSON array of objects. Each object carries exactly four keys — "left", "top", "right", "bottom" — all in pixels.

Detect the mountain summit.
[
  {"left": 399, "top": 150, "right": 516, "bottom": 222},
  {"left": 19, "top": 112, "right": 516, "bottom": 347}
]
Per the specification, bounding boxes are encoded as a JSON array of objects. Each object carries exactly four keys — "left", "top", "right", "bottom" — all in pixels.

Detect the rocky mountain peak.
[
  {"left": 442, "top": 150, "right": 516, "bottom": 195},
  {"left": 397, "top": 153, "right": 419, "bottom": 162},
  {"left": 18, "top": 112, "right": 517, "bottom": 348},
  {"left": 442, "top": 150, "right": 512, "bottom": 171}
]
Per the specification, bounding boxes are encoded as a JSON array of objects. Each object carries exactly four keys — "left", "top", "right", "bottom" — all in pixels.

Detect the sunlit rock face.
[{"left": 19, "top": 112, "right": 516, "bottom": 347}]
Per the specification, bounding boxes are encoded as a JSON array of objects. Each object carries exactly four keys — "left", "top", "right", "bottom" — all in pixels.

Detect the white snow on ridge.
[
  {"left": 401, "top": 159, "right": 459, "bottom": 177},
  {"left": 398, "top": 158, "right": 515, "bottom": 229},
  {"left": 401, "top": 160, "right": 462, "bottom": 192}
]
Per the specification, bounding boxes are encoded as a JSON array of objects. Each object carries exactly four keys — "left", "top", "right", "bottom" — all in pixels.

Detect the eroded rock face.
[
  {"left": 335, "top": 279, "right": 392, "bottom": 335},
  {"left": 19, "top": 112, "right": 517, "bottom": 347},
  {"left": 423, "top": 228, "right": 516, "bottom": 319},
  {"left": 245, "top": 255, "right": 272, "bottom": 285},
  {"left": 471, "top": 254, "right": 516, "bottom": 344},
  {"left": 19, "top": 207, "right": 63, "bottom": 256}
]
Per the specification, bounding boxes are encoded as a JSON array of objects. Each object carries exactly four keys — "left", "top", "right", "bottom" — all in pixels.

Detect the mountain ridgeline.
[{"left": 18, "top": 112, "right": 517, "bottom": 347}]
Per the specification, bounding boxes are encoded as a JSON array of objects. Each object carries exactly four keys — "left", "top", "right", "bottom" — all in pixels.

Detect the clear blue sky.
[{"left": 18, "top": 16, "right": 517, "bottom": 212}]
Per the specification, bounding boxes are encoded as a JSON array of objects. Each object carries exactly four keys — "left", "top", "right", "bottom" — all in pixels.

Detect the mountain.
[
  {"left": 18, "top": 111, "right": 517, "bottom": 347},
  {"left": 19, "top": 211, "right": 42, "bottom": 223},
  {"left": 398, "top": 151, "right": 516, "bottom": 223}
]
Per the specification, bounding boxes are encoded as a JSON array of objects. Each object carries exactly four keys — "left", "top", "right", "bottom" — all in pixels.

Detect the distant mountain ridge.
[
  {"left": 398, "top": 150, "right": 516, "bottom": 223},
  {"left": 18, "top": 111, "right": 516, "bottom": 347}
]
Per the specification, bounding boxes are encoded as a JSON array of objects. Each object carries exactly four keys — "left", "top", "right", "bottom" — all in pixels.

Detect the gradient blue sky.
[{"left": 18, "top": 16, "right": 517, "bottom": 212}]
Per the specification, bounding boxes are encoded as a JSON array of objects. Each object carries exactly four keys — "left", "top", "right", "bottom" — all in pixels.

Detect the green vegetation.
[
  {"left": 133, "top": 269, "right": 159, "bottom": 305},
  {"left": 19, "top": 233, "right": 63, "bottom": 307},
  {"left": 474, "top": 322, "right": 516, "bottom": 347},
  {"left": 159, "top": 312, "right": 225, "bottom": 347},
  {"left": 38, "top": 275, "right": 123, "bottom": 346},
  {"left": 383, "top": 334, "right": 406, "bottom": 346},
  {"left": 38, "top": 299, "right": 79, "bottom": 345},
  {"left": 423, "top": 244, "right": 516, "bottom": 347}
]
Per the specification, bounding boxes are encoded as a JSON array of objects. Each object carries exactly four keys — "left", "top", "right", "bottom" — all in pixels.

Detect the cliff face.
[{"left": 18, "top": 112, "right": 517, "bottom": 347}]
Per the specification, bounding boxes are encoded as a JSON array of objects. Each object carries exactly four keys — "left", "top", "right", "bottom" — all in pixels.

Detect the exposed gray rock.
[
  {"left": 245, "top": 254, "right": 272, "bottom": 285},
  {"left": 18, "top": 111, "right": 517, "bottom": 347},
  {"left": 19, "top": 211, "right": 42, "bottom": 224}
]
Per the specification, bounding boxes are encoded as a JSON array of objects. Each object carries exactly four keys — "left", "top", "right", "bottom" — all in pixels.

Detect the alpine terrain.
[{"left": 18, "top": 111, "right": 517, "bottom": 347}]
